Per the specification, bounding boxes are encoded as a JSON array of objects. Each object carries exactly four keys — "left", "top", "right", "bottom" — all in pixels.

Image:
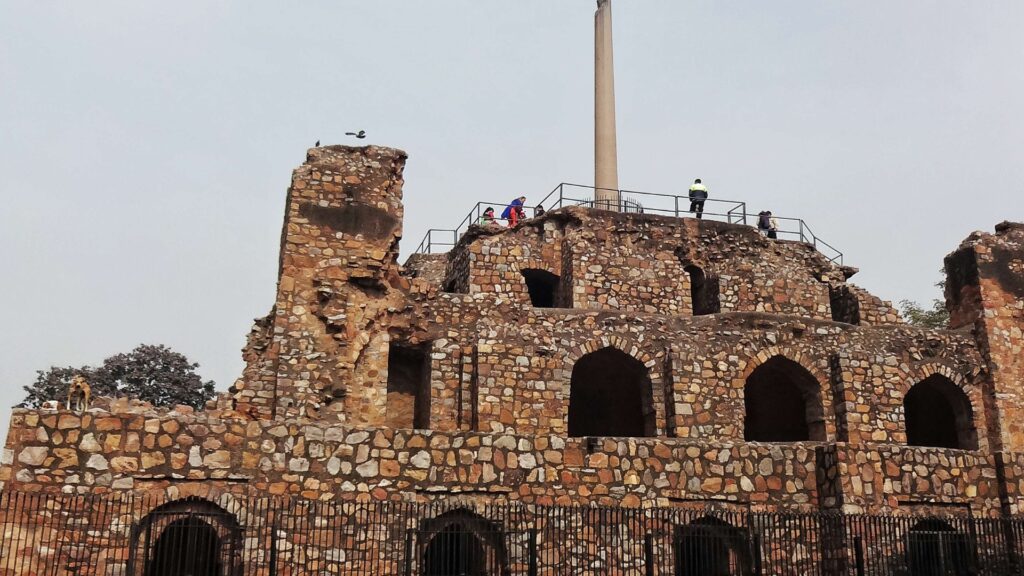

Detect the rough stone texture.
[{"left": 2, "top": 146, "right": 1023, "bottom": 549}]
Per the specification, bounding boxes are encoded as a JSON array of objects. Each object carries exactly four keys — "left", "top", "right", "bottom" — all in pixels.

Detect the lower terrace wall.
[
  {"left": 1, "top": 406, "right": 1015, "bottom": 517},
  {"left": 5, "top": 490, "right": 1023, "bottom": 576}
]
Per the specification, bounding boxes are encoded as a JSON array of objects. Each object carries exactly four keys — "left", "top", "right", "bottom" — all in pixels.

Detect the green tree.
[
  {"left": 899, "top": 276, "right": 950, "bottom": 329},
  {"left": 899, "top": 298, "right": 950, "bottom": 329},
  {"left": 21, "top": 344, "right": 215, "bottom": 409}
]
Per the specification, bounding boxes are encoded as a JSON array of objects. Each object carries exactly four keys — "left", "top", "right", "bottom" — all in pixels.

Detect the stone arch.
[
  {"left": 419, "top": 508, "right": 509, "bottom": 576},
  {"left": 132, "top": 497, "right": 241, "bottom": 576},
  {"left": 564, "top": 336, "right": 663, "bottom": 437},
  {"left": 673, "top": 516, "right": 753, "bottom": 576},
  {"left": 904, "top": 366, "right": 978, "bottom": 450},
  {"left": 508, "top": 259, "right": 561, "bottom": 305},
  {"left": 907, "top": 519, "right": 973, "bottom": 575},
  {"left": 520, "top": 268, "right": 561, "bottom": 308},
  {"left": 740, "top": 349, "right": 830, "bottom": 442}
]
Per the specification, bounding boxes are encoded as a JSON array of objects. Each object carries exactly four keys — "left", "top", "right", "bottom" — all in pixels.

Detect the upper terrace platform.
[{"left": 413, "top": 183, "right": 844, "bottom": 265}]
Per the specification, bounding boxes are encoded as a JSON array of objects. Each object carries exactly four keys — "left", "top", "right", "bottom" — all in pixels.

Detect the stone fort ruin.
[{"left": 2, "top": 144, "right": 1024, "bottom": 574}]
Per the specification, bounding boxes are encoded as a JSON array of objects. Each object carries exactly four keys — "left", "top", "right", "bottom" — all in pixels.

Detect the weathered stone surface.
[{"left": 0, "top": 146, "right": 1021, "bottom": 525}]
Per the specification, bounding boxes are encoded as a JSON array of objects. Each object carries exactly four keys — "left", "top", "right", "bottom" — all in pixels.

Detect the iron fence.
[
  {"left": 412, "top": 183, "right": 843, "bottom": 265},
  {"left": 2, "top": 490, "right": 1021, "bottom": 575}
]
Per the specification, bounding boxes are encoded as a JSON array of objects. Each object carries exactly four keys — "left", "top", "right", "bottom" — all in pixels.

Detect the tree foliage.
[
  {"left": 899, "top": 298, "right": 950, "bottom": 329},
  {"left": 21, "top": 344, "right": 216, "bottom": 409},
  {"left": 899, "top": 275, "right": 950, "bottom": 329}
]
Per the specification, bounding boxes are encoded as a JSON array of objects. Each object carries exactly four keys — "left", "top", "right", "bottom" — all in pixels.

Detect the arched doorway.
[
  {"left": 568, "top": 346, "right": 655, "bottom": 437},
  {"left": 907, "top": 519, "right": 973, "bottom": 576},
  {"left": 420, "top": 510, "right": 507, "bottom": 576},
  {"left": 521, "top": 268, "right": 560, "bottom": 308},
  {"left": 134, "top": 498, "right": 239, "bottom": 576},
  {"left": 744, "top": 356, "right": 826, "bottom": 442},
  {"left": 904, "top": 375, "right": 977, "bottom": 449},
  {"left": 673, "top": 517, "right": 751, "bottom": 576},
  {"left": 148, "top": 518, "right": 222, "bottom": 576}
]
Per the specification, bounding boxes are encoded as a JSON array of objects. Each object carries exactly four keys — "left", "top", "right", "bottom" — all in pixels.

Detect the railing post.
[
  {"left": 268, "top": 519, "right": 278, "bottom": 576},
  {"left": 751, "top": 533, "right": 763, "bottom": 576},
  {"left": 937, "top": 533, "right": 948, "bottom": 575},
  {"left": 674, "top": 196, "right": 679, "bottom": 219},
  {"left": 853, "top": 536, "right": 865, "bottom": 576},
  {"left": 742, "top": 202, "right": 748, "bottom": 225},
  {"left": 404, "top": 529, "right": 414, "bottom": 576},
  {"left": 528, "top": 528, "right": 538, "bottom": 576},
  {"left": 644, "top": 533, "right": 654, "bottom": 576}
]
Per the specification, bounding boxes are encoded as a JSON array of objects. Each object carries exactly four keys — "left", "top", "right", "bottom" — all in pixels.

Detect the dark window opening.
[
  {"left": 829, "top": 285, "right": 861, "bottom": 325},
  {"left": 387, "top": 341, "right": 431, "bottom": 429},
  {"left": 907, "top": 520, "right": 974, "bottom": 576},
  {"left": 134, "top": 499, "right": 239, "bottom": 576},
  {"left": 147, "top": 517, "right": 223, "bottom": 576},
  {"left": 905, "top": 375, "right": 977, "bottom": 450},
  {"left": 684, "top": 265, "right": 721, "bottom": 316},
  {"left": 421, "top": 511, "right": 507, "bottom": 576},
  {"left": 744, "top": 356, "right": 826, "bottom": 442},
  {"left": 568, "top": 347, "right": 655, "bottom": 437},
  {"left": 673, "top": 517, "right": 751, "bottom": 576},
  {"left": 521, "top": 268, "right": 560, "bottom": 308}
]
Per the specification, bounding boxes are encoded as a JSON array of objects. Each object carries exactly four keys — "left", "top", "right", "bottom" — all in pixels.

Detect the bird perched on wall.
[
  {"left": 346, "top": 130, "right": 367, "bottom": 139},
  {"left": 315, "top": 140, "right": 320, "bottom": 147}
]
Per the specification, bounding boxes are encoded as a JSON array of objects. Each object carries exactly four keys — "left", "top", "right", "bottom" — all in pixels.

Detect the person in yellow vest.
[{"left": 688, "top": 179, "right": 708, "bottom": 219}]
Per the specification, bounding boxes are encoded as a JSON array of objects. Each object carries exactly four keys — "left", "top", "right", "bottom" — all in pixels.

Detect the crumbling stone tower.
[{"left": 2, "top": 145, "right": 1024, "bottom": 574}]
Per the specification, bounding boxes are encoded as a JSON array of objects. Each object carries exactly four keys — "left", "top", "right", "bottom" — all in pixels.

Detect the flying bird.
[
  {"left": 315, "top": 140, "right": 320, "bottom": 147},
  {"left": 346, "top": 130, "right": 367, "bottom": 139}
]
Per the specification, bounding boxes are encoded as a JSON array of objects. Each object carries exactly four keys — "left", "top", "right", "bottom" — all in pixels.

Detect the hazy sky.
[{"left": 1, "top": 2, "right": 1022, "bottom": 438}]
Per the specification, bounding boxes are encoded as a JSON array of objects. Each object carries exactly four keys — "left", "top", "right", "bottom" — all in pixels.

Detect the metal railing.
[
  {"left": 3, "top": 491, "right": 1024, "bottom": 575},
  {"left": 413, "top": 183, "right": 843, "bottom": 265}
]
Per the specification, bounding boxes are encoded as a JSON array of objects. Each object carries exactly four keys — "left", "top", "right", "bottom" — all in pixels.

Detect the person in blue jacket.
[{"left": 501, "top": 196, "right": 527, "bottom": 227}]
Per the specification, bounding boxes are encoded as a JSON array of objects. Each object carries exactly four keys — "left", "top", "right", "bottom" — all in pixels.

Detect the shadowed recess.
[{"left": 568, "top": 346, "right": 655, "bottom": 437}]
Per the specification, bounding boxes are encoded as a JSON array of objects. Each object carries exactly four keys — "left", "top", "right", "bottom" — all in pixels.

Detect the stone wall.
[
  {"left": 946, "top": 222, "right": 1024, "bottom": 453},
  {"left": 3, "top": 144, "right": 1024, "bottom": 547},
  {"left": 2, "top": 404, "right": 1014, "bottom": 518},
  {"left": 441, "top": 208, "right": 883, "bottom": 323},
  {"left": 229, "top": 145, "right": 412, "bottom": 423}
]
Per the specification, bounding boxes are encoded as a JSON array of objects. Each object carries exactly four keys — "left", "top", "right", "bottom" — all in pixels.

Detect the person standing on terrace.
[{"left": 688, "top": 179, "right": 708, "bottom": 219}]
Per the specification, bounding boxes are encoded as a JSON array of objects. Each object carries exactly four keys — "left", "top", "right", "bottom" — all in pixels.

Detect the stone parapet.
[{"left": 1, "top": 406, "right": 1012, "bottom": 516}]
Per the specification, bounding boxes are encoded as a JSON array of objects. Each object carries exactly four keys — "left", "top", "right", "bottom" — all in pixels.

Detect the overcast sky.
[{"left": 1, "top": 2, "right": 1022, "bottom": 438}]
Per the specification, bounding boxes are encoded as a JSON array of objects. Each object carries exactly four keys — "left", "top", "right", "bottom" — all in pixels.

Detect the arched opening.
[
  {"left": 568, "top": 346, "right": 655, "bottom": 437},
  {"left": 521, "top": 268, "right": 560, "bottom": 308},
  {"left": 907, "top": 519, "right": 973, "bottom": 576},
  {"left": 904, "top": 375, "right": 977, "bottom": 450},
  {"left": 420, "top": 510, "right": 507, "bottom": 576},
  {"left": 673, "top": 517, "right": 751, "bottom": 576},
  {"left": 684, "top": 265, "right": 721, "bottom": 316},
  {"left": 135, "top": 498, "right": 239, "bottom": 576},
  {"left": 148, "top": 518, "right": 222, "bottom": 576},
  {"left": 744, "top": 356, "right": 826, "bottom": 442}
]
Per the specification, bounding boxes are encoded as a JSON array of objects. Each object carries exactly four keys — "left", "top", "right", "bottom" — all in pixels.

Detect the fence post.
[
  {"left": 937, "top": 533, "right": 948, "bottom": 575},
  {"left": 644, "top": 533, "right": 654, "bottom": 576},
  {"left": 528, "top": 528, "right": 538, "bottom": 576},
  {"left": 853, "top": 536, "right": 865, "bottom": 576},
  {"left": 674, "top": 196, "right": 679, "bottom": 219},
  {"left": 752, "top": 533, "right": 763, "bottom": 576},
  {"left": 404, "top": 529, "right": 414, "bottom": 576}
]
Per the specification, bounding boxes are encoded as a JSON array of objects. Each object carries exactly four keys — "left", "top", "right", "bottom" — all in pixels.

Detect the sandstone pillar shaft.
[{"left": 595, "top": 0, "right": 620, "bottom": 211}]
